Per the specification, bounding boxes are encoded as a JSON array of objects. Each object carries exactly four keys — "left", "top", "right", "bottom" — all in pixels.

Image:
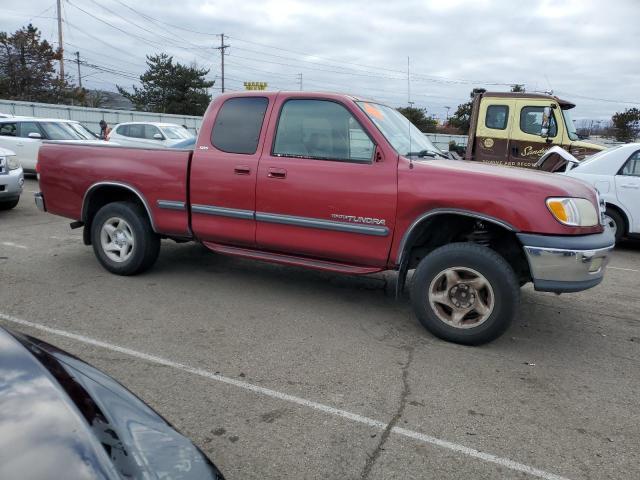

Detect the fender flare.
[
  {"left": 81, "top": 181, "right": 157, "bottom": 232},
  {"left": 393, "top": 208, "right": 517, "bottom": 298}
]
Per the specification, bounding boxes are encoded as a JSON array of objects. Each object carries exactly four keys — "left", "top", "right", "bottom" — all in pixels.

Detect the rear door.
[
  {"left": 16, "top": 121, "right": 45, "bottom": 171},
  {"left": 472, "top": 99, "right": 512, "bottom": 165},
  {"left": 190, "top": 96, "right": 271, "bottom": 247},
  {"left": 615, "top": 150, "right": 640, "bottom": 233},
  {"left": 255, "top": 97, "right": 396, "bottom": 266},
  {"left": 508, "top": 101, "right": 561, "bottom": 168}
]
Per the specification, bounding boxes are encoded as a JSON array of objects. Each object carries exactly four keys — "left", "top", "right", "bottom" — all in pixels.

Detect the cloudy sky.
[{"left": 2, "top": 0, "right": 639, "bottom": 121}]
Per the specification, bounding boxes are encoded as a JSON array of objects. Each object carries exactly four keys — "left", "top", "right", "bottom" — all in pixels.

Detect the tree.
[
  {"left": 117, "top": 54, "right": 214, "bottom": 115},
  {"left": 396, "top": 106, "right": 438, "bottom": 132},
  {"left": 448, "top": 101, "right": 473, "bottom": 134},
  {"left": 611, "top": 107, "right": 640, "bottom": 142},
  {"left": 0, "top": 24, "right": 66, "bottom": 102},
  {"left": 510, "top": 84, "right": 525, "bottom": 93}
]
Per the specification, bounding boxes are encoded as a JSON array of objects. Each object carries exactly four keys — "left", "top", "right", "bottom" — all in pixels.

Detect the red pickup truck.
[{"left": 35, "top": 92, "right": 615, "bottom": 345}]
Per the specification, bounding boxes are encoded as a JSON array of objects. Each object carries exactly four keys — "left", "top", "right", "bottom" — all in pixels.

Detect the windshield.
[
  {"left": 562, "top": 108, "right": 579, "bottom": 141},
  {"left": 574, "top": 145, "right": 622, "bottom": 168},
  {"left": 40, "top": 122, "right": 93, "bottom": 140},
  {"left": 68, "top": 122, "right": 98, "bottom": 139},
  {"left": 162, "top": 126, "right": 193, "bottom": 140},
  {"left": 356, "top": 102, "right": 444, "bottom": 158}
]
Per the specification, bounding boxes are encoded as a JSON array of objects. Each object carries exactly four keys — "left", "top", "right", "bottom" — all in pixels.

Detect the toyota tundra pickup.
[{"left": 35, "top": 92, "right": 615, "bottom": 345}]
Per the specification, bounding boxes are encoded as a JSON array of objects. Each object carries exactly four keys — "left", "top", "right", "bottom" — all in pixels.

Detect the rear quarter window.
[{"left": 211, "top": 97, "right": 269, "bottom": 154}]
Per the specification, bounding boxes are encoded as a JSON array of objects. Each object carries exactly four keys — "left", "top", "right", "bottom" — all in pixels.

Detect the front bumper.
[
  {"left": 518, "top": 228, "right": 615, "bottom": 293},
  {"left": 0, "top": 167, "right": 24, "bottom": 201}
]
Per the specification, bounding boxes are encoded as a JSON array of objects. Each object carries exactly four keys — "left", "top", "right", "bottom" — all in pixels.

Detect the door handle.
[
  {"left": 620, "top": 184, "right": 639, "bottom": 189},
  {"left": 268, "top": 167, "right": 287, "bottom": 179},
  {"left": 234, "top": 165, "right": 251, "bottom": 175},
  {"left": 16, "top": 143, "right": 24, "bottom": 147}
]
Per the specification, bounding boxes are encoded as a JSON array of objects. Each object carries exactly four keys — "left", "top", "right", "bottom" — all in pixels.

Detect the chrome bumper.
[
  {"left": 518, "top": 228, "right": 615, "bottom": 293},
  {"left": 34, "top": 192, "right": 46, "bottom": 212}
]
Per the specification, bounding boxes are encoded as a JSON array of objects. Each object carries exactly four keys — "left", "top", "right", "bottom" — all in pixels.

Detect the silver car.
[{"left": 0, "top": 147, "right": 23, "bottom": 210}]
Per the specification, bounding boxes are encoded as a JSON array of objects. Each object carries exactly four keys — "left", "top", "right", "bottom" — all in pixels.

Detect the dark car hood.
[{"left": 0, "top": 328, "right": 224, "bottom": 480}]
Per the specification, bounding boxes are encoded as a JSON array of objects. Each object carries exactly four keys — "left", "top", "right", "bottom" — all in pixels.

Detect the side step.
[{"left": 203, "top": 242, "right": 383, "bottom": 275}]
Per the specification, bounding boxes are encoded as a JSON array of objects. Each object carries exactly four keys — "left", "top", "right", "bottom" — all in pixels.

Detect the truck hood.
[{"left": 400, "top": 158, "right": 602, "bottom": 235}]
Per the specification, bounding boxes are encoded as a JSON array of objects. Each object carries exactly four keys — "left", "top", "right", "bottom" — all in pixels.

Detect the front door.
[
  {"left": 190, "top": 96, "right": 272, "bottom": 247},
  {"left": 255, "top": 98, "right": 397, "bottom": 267},
  {"left": 615, "top": 149, "right": 640, "bottom": 233},
  {"left": 508, "top": 101, "right": 561, "bottom": 168}
]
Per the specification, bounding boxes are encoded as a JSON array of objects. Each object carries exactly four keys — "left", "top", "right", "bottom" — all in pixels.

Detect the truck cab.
[{"left": 465, "top": 91, "right": 604, "bottom": 168}]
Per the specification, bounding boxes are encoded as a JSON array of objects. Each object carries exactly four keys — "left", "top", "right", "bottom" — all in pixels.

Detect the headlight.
[
  {"left": 6, "top": 156, "right": 20, "bottom": 171},
  {"left": 546, "top": 197, "right": 599, "bottom": 227}
]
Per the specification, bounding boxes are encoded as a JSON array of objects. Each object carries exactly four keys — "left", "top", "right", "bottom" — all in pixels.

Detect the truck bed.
[{"left": 38, "top": 143, "right": 192, "bottom": 237}]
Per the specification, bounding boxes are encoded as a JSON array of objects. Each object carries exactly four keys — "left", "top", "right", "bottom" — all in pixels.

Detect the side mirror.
[
  {"left": 27, "top": 132, "right": 42, "bottom": 139},
  {"left": 153, "top": 133, "right": 164, "bottom": 140},
  {"left": 540, "top": 106, "right": 551, "bottom": 138}
]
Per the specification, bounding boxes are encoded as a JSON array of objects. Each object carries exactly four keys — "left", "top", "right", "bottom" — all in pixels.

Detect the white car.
[
  {"left": 540, "top": 144, "right": 640, "bottom": 242},
  {"left": 0, "top": 118, "right": 106, "bottom": 173},
  {"left": 108, "top": 122, "right": 194, "bottom": 148}
]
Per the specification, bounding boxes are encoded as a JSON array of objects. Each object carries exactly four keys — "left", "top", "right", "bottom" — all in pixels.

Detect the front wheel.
[
  {"left": 410, "top": 243, "right": 519, "bottom": 345},
  {"left": 91, "top": 201, "right": 160, "bottom": 275},
  {"left": 603, "top": 207, "right": 625, "bottom": 243}
]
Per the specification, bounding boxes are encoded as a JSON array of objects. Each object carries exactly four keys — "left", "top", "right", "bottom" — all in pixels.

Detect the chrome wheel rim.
[
  {"left": 603, "top": 214, "right": 617, "bottom": 237},
  {"left": 428, "top": 267, "right": 494, "bottom": 329},
  {"left": 100, "top": 217, "right": 134, "bottom": 263}
]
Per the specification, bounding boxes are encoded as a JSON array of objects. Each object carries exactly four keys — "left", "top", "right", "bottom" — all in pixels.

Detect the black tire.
[
  {"left": 0, "top": 198, "right": 19, "bottom": 210},
  {"left": 91, "top": 201, "right": 160, "bottom": 275},
  {"left": 604, "top": 207, "right": 625, "bottom": 243},
  {"left": 410, "top": 242, "right": 519, "bottom": 345}
]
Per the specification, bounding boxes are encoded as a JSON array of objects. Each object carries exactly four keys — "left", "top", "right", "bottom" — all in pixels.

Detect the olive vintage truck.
[
  {"left": 35, "top": 91, "right": 614, "bottom": 345},
  {"left": 464, "top": 90, "right": 604, "bottom": 168}
]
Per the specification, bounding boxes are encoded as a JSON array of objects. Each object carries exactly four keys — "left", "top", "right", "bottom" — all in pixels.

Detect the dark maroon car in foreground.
[{"left": 0, "top": 327, "right": 225, "bottom": 480}]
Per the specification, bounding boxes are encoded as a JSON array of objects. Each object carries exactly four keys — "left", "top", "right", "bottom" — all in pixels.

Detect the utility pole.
[
  {"left": 444, "top": 106, "right": 451, "bottom": 121},
  {"left": 297, "top": 73, "right": 303, "bottom": 91},
  {"left": 56, "top": 0, "right": 64, "bottom": 80},
  {"left": 75, "top": 51, "right": 82, "bottom": 87},
  {"left": 216, "top": 34, "right": 230, "bottom": 93}
]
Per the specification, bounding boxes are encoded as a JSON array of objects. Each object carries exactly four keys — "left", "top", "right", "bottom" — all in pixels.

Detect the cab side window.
[
  {"left": 212, "top": 97, "right": 268, "bottom": 154},
  {"left": 0, "top": 123, "right": 17, "bottom": 136},
  {"left": 620, "top": 151, "right": 640, "bottom": 176},
  {"left": 127, "top": 124, "right": 145, "bottom": 139},
  {"left": 485, "top": 105, "right": 509, "bottom": 130},
  {"left": 273, "top": 99, "right": 374, "bottom": 163},
  {"left": 520, "top": 106, "right": 557, "bottom": 137},
  {"left": 18, "top": 122, "right": 43, "bottom": 138},
  {"left": 144, "top": 125, "right": 162, "bottom": 140},
  {"left": 116, "top": 125, "right": 130, "bottom": 137}
]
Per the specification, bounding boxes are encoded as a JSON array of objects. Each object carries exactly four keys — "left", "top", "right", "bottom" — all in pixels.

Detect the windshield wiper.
[{"left": 406, "top": 150, "right": 448, "bottom": 159}]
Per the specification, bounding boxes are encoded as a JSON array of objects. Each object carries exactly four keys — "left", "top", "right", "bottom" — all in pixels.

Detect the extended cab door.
[
  {"left": 508, "top": 101, "right": 564, "bottom": 168},
  {"left": 255, "top": 97, "right": 397, "bottom": 267},
  {"left": 472, "top": 99, "right": 513, "bottom": 165},
  {"left": 190, "top": 96, "right": 271, "bottom": 247},
  {"left": 615, "top": 150, "right": 640, "bottom": 233}
]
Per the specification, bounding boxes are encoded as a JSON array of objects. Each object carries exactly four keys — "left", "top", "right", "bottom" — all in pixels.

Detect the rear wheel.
[
  {"left": 411, "top": 243, "right": 519, "bottom": 345},
  {"left": 603, "top": 207, "right": 624, "bottom": 243},
  {"left": 91, "top": 201, "right": 160, "bottom": 275},
  {"left": 0, "top": 198, "right": 19, "bottom": 210}
]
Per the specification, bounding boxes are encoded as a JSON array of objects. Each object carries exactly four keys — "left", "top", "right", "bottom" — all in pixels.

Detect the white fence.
[
  {"left": 0, "top": 99, "right": 203, "bottom": 135},
  {"left": 0, "top": 99, "right": 471, "bottom": 149}
]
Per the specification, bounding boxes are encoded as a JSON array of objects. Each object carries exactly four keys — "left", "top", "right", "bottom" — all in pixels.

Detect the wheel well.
[
  {"left": 605, "top": 203, "right": 628, "bottom": 235},
  {"left": 401, "top": 214, "right": 531, "bottom": 284},
  {"left": 82, "top": 185, "right": 151, "bottom": 245}
]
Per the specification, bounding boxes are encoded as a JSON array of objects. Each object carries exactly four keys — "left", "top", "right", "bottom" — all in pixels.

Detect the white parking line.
[
  {"left": 609, "top": 266, "right": 639, "bottom": 273},
  {"left": 0, "top": 312, "right": 571, "bottom": 480},
  {"left": 1, "top": 242, "right": 28, "bottom": 250}
]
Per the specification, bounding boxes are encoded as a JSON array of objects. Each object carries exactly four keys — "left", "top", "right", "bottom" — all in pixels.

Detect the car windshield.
[
  {"left": 40, "top": 122, "right": 92, "bottom": 140},
  {"left": 574, "top": 145, "right": 622, "bottom": 168},
  {"left": 68, "top": 122, "right": 98, "bottom": 139},
  {"left": 356, "top": 101, "right": 445, "bottom": 159},
  {"left": 162, "top": 126, "right": 193, "bottom": 140},
  {"left": 562, "top": 108, "right": 579, "bottom": 141}
]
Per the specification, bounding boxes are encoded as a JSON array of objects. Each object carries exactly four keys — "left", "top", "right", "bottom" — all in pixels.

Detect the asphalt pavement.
[{"left": 1, "top": 178, "right": 639, "bottom": 480}]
